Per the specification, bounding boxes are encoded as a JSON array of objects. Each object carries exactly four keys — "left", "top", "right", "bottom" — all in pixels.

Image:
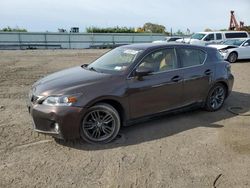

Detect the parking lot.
[{"left": 0, "top": 49, "right": 250, "bottom": 188}]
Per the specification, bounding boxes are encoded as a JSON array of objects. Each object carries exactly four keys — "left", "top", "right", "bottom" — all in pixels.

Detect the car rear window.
[
  {"left": 178, "top": 48, "right": 206, "bottom": 68},
  {"left": 225, "top": 32, "right": 248, "bottom": 38}
]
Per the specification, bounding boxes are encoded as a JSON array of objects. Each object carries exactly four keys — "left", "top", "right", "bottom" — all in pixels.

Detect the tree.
[
  {"left": 175, "top": 29, "right": 184, "bottom": 35},
  {"left": 0, "top": 26, "right": 27, "bottom": 32},
  {"left": 241, "top": 26, "right": 250, "bottom": 32},
  {"left": 204, "top": 28, "right": 213, "bottom": 32},
  {"left": 220, "top": 29, "right": 228, "bottom": 31},
  {"left": 143, "top": 23, "right": 166, "bottom": 33},
  {"left": 86, "top": 26, "right": 136, "bottom": 33}
]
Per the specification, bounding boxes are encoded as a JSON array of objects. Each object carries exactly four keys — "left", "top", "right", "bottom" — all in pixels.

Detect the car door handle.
[
  {"left": 204, "top": 69, "right": 212, "bottom": 76},
  {"left": 171, "top": 75, "right": 182, "bottom": 82}
]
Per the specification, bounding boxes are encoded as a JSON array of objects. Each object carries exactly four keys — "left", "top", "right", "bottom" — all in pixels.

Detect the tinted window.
[
  {"left": 225, "top": 32, "right": 248, "bottom": 38},
  {"left": 178, "top": 48, "right": 206, "bottom": 68},
  {"left": 223, "top": 39, "right": 245, "bottom": 46},
  {"left": 216, "top": 33, "right": 222, "bottom": 40},
  {"left": 138, "top": 48, "right": 177, "bottom": 73},
  {"left": 244, "top": 40, "right": 250, "bottom": 46},
  {"left": 191, "top": 33, "right": 206, "bottom": 40},
  {"left": 168, "top": 37, "right": 181, "bottom": 42},
  {"left": 204, "top": 34, "right": 214, "bottom": 41}
]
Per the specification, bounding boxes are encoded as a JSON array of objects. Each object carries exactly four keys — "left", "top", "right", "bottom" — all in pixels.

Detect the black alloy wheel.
[
  {"left": 205, "top": 84, "right": 226, "bottom": 111},
  {"left": 81, "top": 103, "right": 120, "bottom": 144}
]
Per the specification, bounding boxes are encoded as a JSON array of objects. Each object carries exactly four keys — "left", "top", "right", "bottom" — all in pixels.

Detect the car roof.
[
  {"left": 196, "top": 31, "right": 248, "bottom": 34},
  {"left": 121, "top": 43, "right": 212, "bottom": 51}
]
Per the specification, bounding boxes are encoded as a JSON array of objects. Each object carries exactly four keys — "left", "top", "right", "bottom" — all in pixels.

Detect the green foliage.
[
  {"left": 220, "top": 29, "right": 228, "bottom": 31},
  {"left": 204, "top": 28, "right": 213, "bottom": 32},
  {"left": 241, "top": 26, "right": 250, "bottom": 32},
  {"left": 86, "top": 23, "right": 168, "bottom": 34},
  {"left": 143, "top": 22, "right": 166, "bottom": 33},
  {"left": 0, "top": 26, "right": 27, "bottom": 32},
  {"left": 86, "top": 26, "right": 136, "bottom": 33},
  {"left": 175, "top": 29, "right": 184, "bottom": 35}
]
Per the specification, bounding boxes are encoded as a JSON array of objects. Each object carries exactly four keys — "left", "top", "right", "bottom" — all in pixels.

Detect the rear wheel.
[
  {"left": 227, "top": 52, "right": 238, "bottom": 63},
  {"left": 80, "top": 103, "right": 120, "bottom": 144},
  {"left": 205, "top": 83, "right": 226, "bottom": 111}
]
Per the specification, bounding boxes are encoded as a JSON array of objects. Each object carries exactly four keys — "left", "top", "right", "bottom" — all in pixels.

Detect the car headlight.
[
  {"left": 220, "top": 49, "right": 228, "bottom": 53},
  {"left": 43, "top": 94, "right": 80, "bottom": 106}
]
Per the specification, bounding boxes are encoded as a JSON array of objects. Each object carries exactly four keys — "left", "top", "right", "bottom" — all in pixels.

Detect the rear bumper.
[{"left": 28, "top": 103, "right": 87, "bottom": 139}]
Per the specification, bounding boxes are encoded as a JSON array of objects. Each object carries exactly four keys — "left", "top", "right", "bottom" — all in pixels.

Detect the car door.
[
  {"left": 127, "top": 48, "right": 183, "bottom": 119},
  {"left": 176, "top": 47, "right": 212, "bottom": 105},
  {"left": 239, "top": 39, "right": 250, "bottom": 59},
  {"left": 204, "top": 33, "right": 215, "bottom": 45},
  {"left": 215, "top": 33, "right": 223, "bottom": 44}
]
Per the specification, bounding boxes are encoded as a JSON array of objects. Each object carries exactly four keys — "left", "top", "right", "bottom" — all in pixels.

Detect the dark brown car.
[{"left": 27, "top": 43, "right": 234, "bottom": 144}]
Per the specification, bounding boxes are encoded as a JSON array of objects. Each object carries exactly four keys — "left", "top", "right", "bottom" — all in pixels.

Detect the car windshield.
[
  {"left": 223, "top": 39, "right": 245, "bottom": 46},
  {"left": 87, "top": 47, "right": 143, "bottom": 74},
  {"left": 191, "top": 33, "right": 206, "bottom": 40}
]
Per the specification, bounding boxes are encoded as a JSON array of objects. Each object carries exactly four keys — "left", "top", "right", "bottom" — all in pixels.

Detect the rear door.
[
  {"left": 203, "top": 33, "right": 215, "bottom": 45},
  {"left": 176, "top": 47, "right": 212, "bottom": 105},
  {"left": 215, "top": 33, "right": 223, "bottom": 44}
]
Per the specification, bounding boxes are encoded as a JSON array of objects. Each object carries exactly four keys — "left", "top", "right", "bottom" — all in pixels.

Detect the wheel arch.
[
  {"left": 88, "top": 98, "right": 127, "bottom": 126},
  {"left": 227, "top": 51, "right": 238, "bottom": 62},
  {"left": 214, "top": 81, "right": 229, "bottom": 98}
]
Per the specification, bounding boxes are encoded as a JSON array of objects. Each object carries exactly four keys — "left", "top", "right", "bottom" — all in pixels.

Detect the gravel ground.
[{"left": 0, "top": 49, "right": 249, "bottom": 188}]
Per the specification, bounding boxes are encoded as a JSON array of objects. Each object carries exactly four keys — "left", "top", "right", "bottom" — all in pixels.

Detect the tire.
[
  {"left": 80, "top": 103, "right": 120, "bottom": 144},
  {"left": 227, "top": 52, "right": 238, "bottom": 63},
  {"left": 205, "top": 83, "right": 226, "bottom": 112}
]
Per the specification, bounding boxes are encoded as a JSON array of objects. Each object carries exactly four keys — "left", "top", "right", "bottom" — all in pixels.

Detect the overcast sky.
[{"left": 0, "top": 0, "right": 249, "bottom": 33}]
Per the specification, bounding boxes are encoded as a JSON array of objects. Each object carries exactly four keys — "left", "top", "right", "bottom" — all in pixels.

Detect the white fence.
[{"left": 0, "top": 32, "right": 167, "bottom": 49}]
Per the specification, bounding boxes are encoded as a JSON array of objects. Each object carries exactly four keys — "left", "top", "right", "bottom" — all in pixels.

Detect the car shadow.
[
  {"left": 235, "top": 59, "right": 250, "bottom": 63},
  {"left": 56, "top": 91, "right": 250, "bottom": 150}
]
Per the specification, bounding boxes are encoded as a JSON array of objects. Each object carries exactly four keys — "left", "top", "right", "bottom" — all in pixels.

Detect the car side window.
[
  {"left": 216, "top": 33, "right": 222, "bottom": 40},
  {"left": 138, "top": 48, "right": 177, "bottom": 73},
  {"left": 178, "top": 48, "right": 206, "bottom": 68},
  {"left": 244, "top": 40, "right": 250, "bottom": 46},
  {"left": 204, "top": 34, "right": 214, "bottom": 41}
]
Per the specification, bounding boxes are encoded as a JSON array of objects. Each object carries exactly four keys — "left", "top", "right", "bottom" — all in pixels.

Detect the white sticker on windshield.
[{"left": 124, "top": 49, "right": 139, "bottom": 55}]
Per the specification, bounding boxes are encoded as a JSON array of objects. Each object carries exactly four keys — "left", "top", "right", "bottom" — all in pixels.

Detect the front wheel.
[
  {"left": 205, "top": 84, "right": 226, "bottom": 111},
  {"left": 227, "top": 52, "right": 238, "bottom": 63},
  {"left": 80, "top": 103, "right": 120, "bottom": 144}
]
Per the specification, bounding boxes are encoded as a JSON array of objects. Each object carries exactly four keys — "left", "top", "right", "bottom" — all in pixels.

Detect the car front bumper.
[
  {"left": 219, "top": 51, "right": 230, "bottom": 60},
  {"left": 27, "top": 101, "right": 86, "bottom": 140}
]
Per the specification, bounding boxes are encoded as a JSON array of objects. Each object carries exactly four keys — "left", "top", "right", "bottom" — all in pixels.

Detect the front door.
[
  {"left": 127, "top": 48, "right": 183, "bottom": 119},
  {"left": 239, "top": 39, "right": 250, "bottom": 59}
]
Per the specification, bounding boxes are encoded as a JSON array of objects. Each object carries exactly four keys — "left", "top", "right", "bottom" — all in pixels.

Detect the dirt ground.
[{"left": 0, "top": 49, "right": 249, "bottom": 188}]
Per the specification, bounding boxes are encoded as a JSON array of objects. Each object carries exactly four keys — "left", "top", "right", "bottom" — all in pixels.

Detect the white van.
[{"left": 183, "top": 31, "right": 249, "bottom": 46}]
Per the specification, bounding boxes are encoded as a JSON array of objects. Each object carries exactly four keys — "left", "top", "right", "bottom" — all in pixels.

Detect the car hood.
[
  {"left": 176, "top": 38, "right": 190, "bottom": 43},
  {"left": 189, "top": 39, "right": 206, "bottom": 45},
  {"left": 208, "top": 44, "right": 238, "bottom": 50},
  {"left": 32, "top": 66, "right": 111, "bottom": 96}
]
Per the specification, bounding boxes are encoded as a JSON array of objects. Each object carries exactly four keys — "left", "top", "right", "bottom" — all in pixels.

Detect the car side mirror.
[{"left": 135, "top": 67, "right": 152, "bottom": 79}]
